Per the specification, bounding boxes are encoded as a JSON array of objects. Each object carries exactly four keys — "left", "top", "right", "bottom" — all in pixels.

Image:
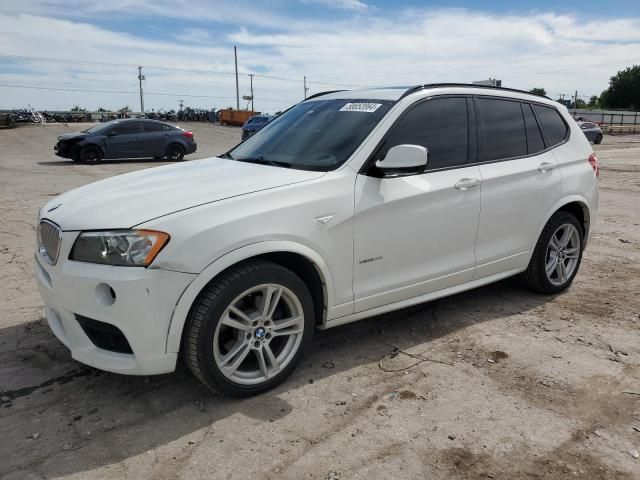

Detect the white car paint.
[{"left": 35, "top": 85, "right": 598, "bottom": 375}]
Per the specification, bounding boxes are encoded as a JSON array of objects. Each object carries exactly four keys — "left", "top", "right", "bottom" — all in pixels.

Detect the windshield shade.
[{"left": 229, "top": 99, "right": 393, "bottom": 171}]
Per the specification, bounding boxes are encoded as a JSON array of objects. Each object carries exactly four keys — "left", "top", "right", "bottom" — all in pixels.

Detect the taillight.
[
  {"left": 588, "top": 152, "right": 599, "bottom": 177},
  {"left": 182, "top": 131, "right": 194, "bottom": 140}
]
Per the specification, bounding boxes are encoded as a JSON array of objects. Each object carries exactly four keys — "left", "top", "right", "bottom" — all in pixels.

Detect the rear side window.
[
  {"left": 523, "top": 103, "right": 545, "bottom": 154},
  {"left": 385, "top": 97, "right": 468, "bottom": 170},
  {"left": 476, "top": 98, "right": 527, "bottom": 162},
  {"left": 533, "top": 105, "right": 568, "bottom": 147},
  {"left": 143, "top": 122, "right": 165, "bottom": 133}
]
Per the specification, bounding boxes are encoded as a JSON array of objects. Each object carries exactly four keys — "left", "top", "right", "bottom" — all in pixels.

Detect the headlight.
[{"left": 70, "top": 230, "right": 170, "bottom": 266}]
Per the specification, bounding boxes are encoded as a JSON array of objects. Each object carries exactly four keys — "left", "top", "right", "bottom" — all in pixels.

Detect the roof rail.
[
  {"left": 400, "top": 83, "right": 552, "bottom": 100},
  {"left": 304, "top": 90, "right": 347, "bottom": 101}
]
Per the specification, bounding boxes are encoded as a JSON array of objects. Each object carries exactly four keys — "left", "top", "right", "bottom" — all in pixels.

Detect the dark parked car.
[
  {"left": 577, "top": 121, "right": 603, "bottom": 144},
  {"left": 54, "top": 119, "right": 197, "bottom": 163},
  {"left": 241, "top": 115, "right": 273, "bottom": 140}
]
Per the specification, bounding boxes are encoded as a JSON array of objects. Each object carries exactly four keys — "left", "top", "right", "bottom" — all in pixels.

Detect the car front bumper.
[{"left": 35, "top": 231, "right": 196, "bottom": 375}]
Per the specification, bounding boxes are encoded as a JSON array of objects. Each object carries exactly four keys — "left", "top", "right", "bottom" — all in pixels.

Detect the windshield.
[
  {"left": 228, "top": 99, "right": 393, "bottom": 171},
  {"left": 83, "top": 121, "right": 117, "bottom": 134}
]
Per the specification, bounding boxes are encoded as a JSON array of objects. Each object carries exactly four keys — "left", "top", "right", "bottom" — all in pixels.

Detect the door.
[
  {"left": 104, "top": 121, "right": 143, "bottom": 158},
  {"left": 354, "top": 96, "right": 482, "bottom": 312},
  {"left": 140, "top": 121, "right": 170, "bottom": 157},
  {"left": 473, "top": 98, "right": 563, "bottom": 278}
]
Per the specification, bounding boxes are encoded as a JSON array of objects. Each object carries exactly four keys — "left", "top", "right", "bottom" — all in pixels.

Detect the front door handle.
[
  {"left": 537, "top": 162, "right": 555, "bottom": 172},
  {"left": 454, "top": 178, "right": 481, "bottom": 190}
]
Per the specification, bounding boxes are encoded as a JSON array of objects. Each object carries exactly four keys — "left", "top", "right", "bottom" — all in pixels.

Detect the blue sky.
[{"left": 1, "top": 0, "right": 639, "bottom": 112}]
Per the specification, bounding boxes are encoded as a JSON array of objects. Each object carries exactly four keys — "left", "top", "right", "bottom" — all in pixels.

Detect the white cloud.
[
  {"left": 298, "top": 0, "right": 369, "bottom": 11},
  {"left": 1, "top": 7, "right": 639, "bottom": 112}
]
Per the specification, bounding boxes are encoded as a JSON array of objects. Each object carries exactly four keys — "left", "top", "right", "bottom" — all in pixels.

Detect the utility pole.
[
  {"left": 179, "top": 99, "right": 184, "bottom": 111},
  {"left": 137, "top": 66, "right": 145, "bottom": 114},
  {"left": 304, "top": 76, "right": 308, "bottom": 99},
  {"left": 234, "top": 46, "right": 240, "bottom": 110},
  {"left": 574, "top": 90, "right": 578, "bottom": 109},
  {"left": 249, "top": 74, "right": 254, "bottom": 112}
]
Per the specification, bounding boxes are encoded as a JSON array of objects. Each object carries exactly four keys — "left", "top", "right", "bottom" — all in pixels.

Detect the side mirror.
[{"left": 375, "top": 144, "right": 428, "bottom": 175}]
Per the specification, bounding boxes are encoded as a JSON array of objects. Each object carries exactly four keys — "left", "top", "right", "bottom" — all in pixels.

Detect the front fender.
[{"left": 164, "top": 240, "right": 336, "bottom": 354}]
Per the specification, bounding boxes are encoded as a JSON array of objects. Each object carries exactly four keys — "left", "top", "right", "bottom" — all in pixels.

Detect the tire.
[
  {"left": 594, "top": 134, "right": 603, "bottom": 145},
  {"left": 183, "top": 260, "right": 315, "bottom": 397},
  {"left": 521, "top": 211, "right": 584, "bottom": 294},
  {"left": 79, "top": 145, "right": 103, "bottom": 164},
  {"left": 166, "top": 144, "right": 185, "bottom": 161}
]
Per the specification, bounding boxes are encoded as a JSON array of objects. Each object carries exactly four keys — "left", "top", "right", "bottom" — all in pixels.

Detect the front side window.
[
  {"left": 111, "top": 121, "right": 141, "bottom": 135},
  {"left": 476, "top": 98, "right": 527, "bottom": 162},
  {"left": 383, "top": 97, "right": 469, "bottom": 170},
  {"left": 534, "top": 105, "right": 568, "bottom": 147},
  {"left": 228, "top": 99, "right": 393, "bottom": 171}
]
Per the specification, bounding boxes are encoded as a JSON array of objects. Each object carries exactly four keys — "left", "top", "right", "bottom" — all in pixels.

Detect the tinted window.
[
  {"left": 476, "top": 98, "right": 526, "bottom": 162},
  {"left": 523, "top": 103, "right": 545, "bottom": 154},
  {"left": 534, "top": 105, "right": 568, "bottom": 147},
  {"left": 143, "top": 121, "right": 166, "bottom": 133},
  {"left": 385, "top": 97, "right": 468, "bottom": 170},
  {"left": 111, "top": 121, "right": 140, "bottom": 135}
]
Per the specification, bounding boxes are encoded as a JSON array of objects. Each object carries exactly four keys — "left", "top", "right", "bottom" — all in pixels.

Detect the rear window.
[
  {"left": 534, "top": 105, "right": 568, "bottom": 147},
  {"left": 476, "top": 98, "right": 527, "bottom": 162}
]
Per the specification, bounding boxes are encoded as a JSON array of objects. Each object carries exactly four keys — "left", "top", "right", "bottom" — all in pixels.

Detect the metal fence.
[{"left": 569, "top": 109, "right": 640, "bottom": 126}]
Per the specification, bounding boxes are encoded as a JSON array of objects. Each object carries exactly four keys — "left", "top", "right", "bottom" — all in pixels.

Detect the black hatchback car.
[{"left": 54, "top": 119, "right": 197, "bottom": 163}]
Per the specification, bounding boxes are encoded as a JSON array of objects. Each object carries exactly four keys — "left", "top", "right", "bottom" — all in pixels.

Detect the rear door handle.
[
  {"left": 454, "top": 178, "right": 481, "bottom": 190},
  {"left": 537, "top": 162, "right": 555, "bottom": 172}
]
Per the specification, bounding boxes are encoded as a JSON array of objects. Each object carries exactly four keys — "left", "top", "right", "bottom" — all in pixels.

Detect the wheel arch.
[
  {"left": 165, "top": 241, "right": 334, "bottom": 354},
  {"left": 531, "top": 196, "right": 592, "bottom": 254},
  {"left": 78, "top": 141, "right": 105, "bottom": 156}
]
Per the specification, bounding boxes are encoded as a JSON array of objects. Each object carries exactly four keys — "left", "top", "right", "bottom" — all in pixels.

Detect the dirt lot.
[{"left": 0, "top": 123, "right": 639, "bottom": 480}]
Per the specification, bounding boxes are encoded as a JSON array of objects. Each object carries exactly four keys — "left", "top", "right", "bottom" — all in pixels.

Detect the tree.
[
  {"left": 529, "top": 87, "right": 547, "bottom": 96},
  {"left": 587, "top": 95, "right": 599, "bottom": 108},
  {"left": 574, "top": 99, "right": 587, "bottom": 109},
  {"left": 600, "top": 65, "right": 640, "bottom": 110},
  {"left": 70, "top": 105, "right": 86, "bottom": 111}
]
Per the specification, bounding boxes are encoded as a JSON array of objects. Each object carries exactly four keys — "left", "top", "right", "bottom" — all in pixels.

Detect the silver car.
[{"left": 577, "top": 121, "right": 603, "bottom": 144}]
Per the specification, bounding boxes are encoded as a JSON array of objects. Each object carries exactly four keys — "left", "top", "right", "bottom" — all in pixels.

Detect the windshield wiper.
[
  {"left": 219, "top": 152, "right": 234, "bottom": 159},
  {"left": 236, "top": 156, "right": 292, "bottom": 168}
]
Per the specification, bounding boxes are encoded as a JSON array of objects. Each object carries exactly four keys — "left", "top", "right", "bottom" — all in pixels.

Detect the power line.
[{"left": 0, "top": 83, "right": 296, "bottom": 103}]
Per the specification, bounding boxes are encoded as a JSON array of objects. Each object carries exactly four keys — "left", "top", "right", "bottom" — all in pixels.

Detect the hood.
[
  {"left": 57, "top": 132, "right": 89, "bottom": 141},
  {"left": 41, "top": 157, "right": 325, "bottom": 230}
]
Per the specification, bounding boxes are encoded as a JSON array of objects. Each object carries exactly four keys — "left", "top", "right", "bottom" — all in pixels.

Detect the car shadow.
[{"left": 0, "top": 278, "right": 551, "bottom": 478}]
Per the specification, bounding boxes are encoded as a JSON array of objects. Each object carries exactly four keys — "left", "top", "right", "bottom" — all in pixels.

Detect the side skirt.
[{"left": 319, "top": 267, "right": 524, "bottom": 330}]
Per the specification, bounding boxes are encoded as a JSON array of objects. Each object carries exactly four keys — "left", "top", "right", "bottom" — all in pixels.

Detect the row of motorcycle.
[
  {"left": 0, "top": 108, "right": 92, "bottom": 127},
  {"left": 1, "top": 106, "right": 217, "bottom": 128}
]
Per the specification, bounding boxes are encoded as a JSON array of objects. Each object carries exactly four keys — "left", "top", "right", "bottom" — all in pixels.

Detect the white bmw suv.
[{"left": 35, "top": 84, "right": 599, "bottom": 396}]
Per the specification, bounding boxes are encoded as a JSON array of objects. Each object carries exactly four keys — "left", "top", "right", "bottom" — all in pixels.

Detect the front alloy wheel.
[
  {"left": 183, "top": 261, "right": 314, "bottom": 396},
  {"left": 213, "top": 284, "right": 305, "bottom": 385}
]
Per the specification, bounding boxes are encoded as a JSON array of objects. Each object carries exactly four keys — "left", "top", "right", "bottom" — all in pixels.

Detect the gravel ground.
[{"left": 0, "top": 123, "right": 639, "bottom": 480}]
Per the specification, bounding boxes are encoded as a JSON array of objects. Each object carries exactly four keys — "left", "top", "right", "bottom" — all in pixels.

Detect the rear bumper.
[
  {"left": 35, "top": 232, "right": 196, "bottom": 375},
  {"left": 186, "top": 142, "right": 197, "bottom": 155}
]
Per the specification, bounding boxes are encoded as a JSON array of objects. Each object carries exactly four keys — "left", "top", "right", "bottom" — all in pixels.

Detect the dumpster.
[{"left": 218, "top": 109, "right": 260, "bottom": 126}]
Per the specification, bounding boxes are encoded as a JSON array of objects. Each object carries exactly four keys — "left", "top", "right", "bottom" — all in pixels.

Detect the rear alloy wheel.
[
  {"left": 80, "top": 146, "right": 103, "bottom": 164},
  {"left": 183, "top": 261, "right": 314, "bottom": 396},
  {"left": 166, "top": 144, "right": 185, "bottom": 162},
  {"left": 522, "top": 211, "right": 584, "bottom": 294}
]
